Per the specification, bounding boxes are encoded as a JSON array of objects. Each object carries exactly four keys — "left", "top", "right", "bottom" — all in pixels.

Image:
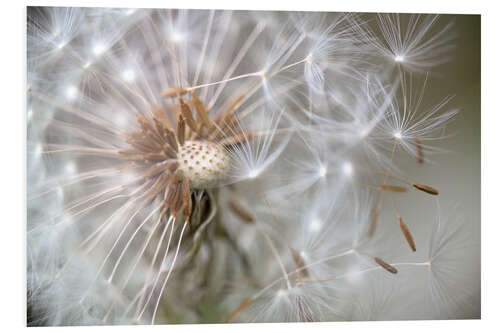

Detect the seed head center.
[{"left": 177, "top": 140, "right": 230, "bottom": 188}]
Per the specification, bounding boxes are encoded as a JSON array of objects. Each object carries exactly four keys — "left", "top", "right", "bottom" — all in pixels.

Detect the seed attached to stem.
[{"left": 161, "top": 86, "right": 188, "bottom": 98}]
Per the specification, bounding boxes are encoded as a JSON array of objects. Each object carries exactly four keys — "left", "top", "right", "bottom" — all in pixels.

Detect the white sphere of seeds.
[{"left": 177, "top": 140, "right": 231, "bottom": 188}]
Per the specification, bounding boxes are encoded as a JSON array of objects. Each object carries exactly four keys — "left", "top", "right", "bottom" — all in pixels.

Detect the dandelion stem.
[{"left": 151, "top": 220, "right": 189, "bottom": 324}]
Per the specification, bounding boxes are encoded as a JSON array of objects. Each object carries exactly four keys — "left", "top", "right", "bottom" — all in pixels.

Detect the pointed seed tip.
[
  {"left": 398, "top": 217, "right": 416, "bottom": 252},
  {"left": 374, "top": 257, "right": 398, "bottom": 274},
  {"left": 413, "top": 184, "right": 439, "bottom": 195}
]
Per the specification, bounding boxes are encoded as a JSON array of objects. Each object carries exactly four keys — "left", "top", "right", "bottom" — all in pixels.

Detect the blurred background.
[{"left": 390, "top": 13, "right": 480, "bottom": 318}]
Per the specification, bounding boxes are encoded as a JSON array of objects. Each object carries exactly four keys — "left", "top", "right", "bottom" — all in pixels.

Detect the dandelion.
[
  {"left": 351, "top": 13, "right": 456, "bottom": 72},
  {"left": 27, "top": 7, "right": 478, "bottom": 326}
]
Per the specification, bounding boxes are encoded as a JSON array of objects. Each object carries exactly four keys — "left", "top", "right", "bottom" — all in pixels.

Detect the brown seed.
[
  {"left": 161, "top": 86, "right": 188, "bottom": 98},
  {"left": 398, "top": 217, "right": 416, "bottom": 252},
  {"left": 374, "top": 257, "right": 398, "bottom": 274},
  {"left": 379, "top": 185, "right": 407, "bottom": 193},
  {"left": 369, "top": 207, "right": 379, "bottom": 237},
  {"left": 176, "top": 115, "right": 185, "bottom": 146},
  {"left": 181, "top": 177, "right": 191, "bottom": 216},
  {"left": 413, "top": 184, "right": 439, "bottom": 195},
  {"left": 164, "top": 128, "right": 178, "bottom": 152},
  {"left": 178, "top": 98, "right": 198, "bottom": 132},
  {"left": 414, "top": 138, "right": 424, "bottom": 163},
  {"left": 228, "top": 201, "right": 255, "bottom": 223},
  {"left": 191, "top": 92, "right": 212, "bottom": 127}
]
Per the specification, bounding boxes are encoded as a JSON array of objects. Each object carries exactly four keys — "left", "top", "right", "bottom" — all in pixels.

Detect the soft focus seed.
[
  {"left": 374, "top": 257, "right": 398, "bottom": 274},
  {"left": 413, "top": 184, "right": 439, "bottom": 195}
]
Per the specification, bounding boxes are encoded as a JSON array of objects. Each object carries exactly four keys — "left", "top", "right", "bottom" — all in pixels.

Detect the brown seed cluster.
[{"left": 118, "top": 91, "right": 251, "bottom": 219}]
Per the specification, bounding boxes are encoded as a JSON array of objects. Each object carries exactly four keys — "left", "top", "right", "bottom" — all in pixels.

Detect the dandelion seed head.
[
  {"left": 26, "top": 7, "right": 470, "bottom": 325},
  {"left": 177, "top": 141, "right": 231, "bottom": 189}
]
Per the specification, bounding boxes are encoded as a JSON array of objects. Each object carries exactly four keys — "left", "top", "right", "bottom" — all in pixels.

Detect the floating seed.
[
  {"left": 374, "top": 257, "right": 398, "bottom": 274},
  {"left": 399, "top": 217, "right": 416, "bottom": 252},
  {"left": 413, "top": 184, "right": 439, "bottom": 195}
]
